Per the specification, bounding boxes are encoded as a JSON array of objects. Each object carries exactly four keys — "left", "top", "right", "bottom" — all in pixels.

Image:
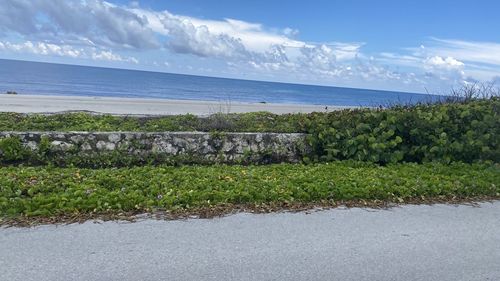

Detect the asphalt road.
[{"left": 1, "top": 202, "right": 499, "bottom": 281}]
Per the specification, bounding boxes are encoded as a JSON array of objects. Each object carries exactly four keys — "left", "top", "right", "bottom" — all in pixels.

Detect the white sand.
[{"left": 0, "top": 94, "right": 353, "bottom": 115}]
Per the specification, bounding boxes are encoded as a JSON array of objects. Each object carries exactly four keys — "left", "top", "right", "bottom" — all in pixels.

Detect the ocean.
[{"left": 0, "top": 59, "right": 440, "bottom": 106}]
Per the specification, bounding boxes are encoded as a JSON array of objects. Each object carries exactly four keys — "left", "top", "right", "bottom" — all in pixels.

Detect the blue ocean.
[{"left": 0, "top": 59, "right": 440, "bottom": 106}]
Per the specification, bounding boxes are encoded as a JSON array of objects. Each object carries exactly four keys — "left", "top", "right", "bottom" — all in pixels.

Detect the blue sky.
[{"left": 1, "top": 0, "right": 499, "bottom": 93}]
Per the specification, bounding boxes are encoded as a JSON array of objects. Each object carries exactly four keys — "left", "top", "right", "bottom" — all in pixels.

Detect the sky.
[{"left": 0, "top": 0, "right": 499, "bottom": 94}]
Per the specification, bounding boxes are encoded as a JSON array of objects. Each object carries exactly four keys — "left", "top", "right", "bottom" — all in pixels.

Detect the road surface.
[{"left": 1, "top": 202, "right": 499, "bottom": 281}]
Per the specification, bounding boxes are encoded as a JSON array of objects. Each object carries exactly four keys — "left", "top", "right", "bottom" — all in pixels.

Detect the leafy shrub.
[
  {"left": 307, "top": 97, "right": 499, "bottom": 164},
  {"left": 0, "top": 136, "right": 29, "bottom": 161},
  {"left": 0, "top": 162, "right": 498, "bottom": 220}
]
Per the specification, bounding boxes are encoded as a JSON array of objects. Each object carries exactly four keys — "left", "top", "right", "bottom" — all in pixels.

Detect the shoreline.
[{"left": 0, "top": 94, "right": 356, "bottom": 116}]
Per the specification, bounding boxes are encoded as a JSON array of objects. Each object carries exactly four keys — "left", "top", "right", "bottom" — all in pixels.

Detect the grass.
[{"left": 1, "top": 161, "right": 498, "bottom": 226}]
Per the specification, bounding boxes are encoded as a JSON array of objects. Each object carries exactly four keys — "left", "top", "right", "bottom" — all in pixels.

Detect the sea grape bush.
[{"left": 306, "top": 97, "right": 499, "bottom": 164}]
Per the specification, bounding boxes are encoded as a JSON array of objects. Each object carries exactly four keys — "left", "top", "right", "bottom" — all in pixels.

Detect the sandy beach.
[{"left": 0, "top": 94, "right": 352, "bottom": 115}]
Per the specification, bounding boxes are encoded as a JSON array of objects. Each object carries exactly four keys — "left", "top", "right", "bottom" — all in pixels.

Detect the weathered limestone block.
[
  {"left": 108, "top": 133, "right": 122, "bottom": 143},
  {"left": 80, "top": 143, "right": 93, "bottom": 151},
  {"left": 152, "top": 140, "right": 178, "bottom": 155},
  {"left": 70, "top": 135, "right": 85, "bottom": 144},
  {"left": 50, "top": 140, "right": 74, "bottom": 151},
  {"left": 26, "top": 141, "right": 38, "bottom": 151},
  {"left": 96, "top": 140, "right": 115, "bottom": 151}
]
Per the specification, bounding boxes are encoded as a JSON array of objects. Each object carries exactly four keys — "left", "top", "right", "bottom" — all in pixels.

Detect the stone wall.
[{"left": 0, "top": 132, "right": 310, "bottom": 164}]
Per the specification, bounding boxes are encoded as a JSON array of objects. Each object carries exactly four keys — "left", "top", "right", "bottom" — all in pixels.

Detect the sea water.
[{"left": 0, "top": 59, "right": 441, "bottom": 106}]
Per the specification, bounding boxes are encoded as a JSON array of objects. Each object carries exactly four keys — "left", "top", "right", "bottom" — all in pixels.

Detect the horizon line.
[{"left": 0, "top": 57, "right": 427, "bottom": 96}]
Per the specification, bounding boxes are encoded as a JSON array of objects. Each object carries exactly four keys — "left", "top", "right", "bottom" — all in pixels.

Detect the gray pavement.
[{"left": 1, "top": 202, "right": 499, "bottom": 281}]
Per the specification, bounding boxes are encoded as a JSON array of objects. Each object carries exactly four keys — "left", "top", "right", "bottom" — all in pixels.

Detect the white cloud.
[
  {"left": 379, "top": 53, "right": 421, "bottom": 67},
  {"left": 163, "top": 14, "right": 305, "bottom": 53},
  {"left": 300, "top": 44, "right": 337, "bottom": 70},
  {"left": 0, "top": 40, "right": 138, "bottom": 63},
  {"left": 0, "top": 0, "right": 159, "bottom": 49},
  {"left": 127, "top": 7, "right": 307, "bottom": 58},
  {"left": 328, "top": 42, "right": 362, "bottom": 61},
  {"left": 162, "top": 16, "right": 251, "bottom": 59},
  {"left": 377, "top": 38, "right": 500, "bottom": 88},
  {"left": 0, "top": 41, "right": 82, "bottom": 58},
  {"left": 423, "top": 56, "right": 466, "bottom": 83},
  {"left": 283, "top": 27, "right": 299, "bottom": 37},
  {"left": 92, "top": 50, "right": 138, "bottom": 63},
  {"left": 425, "top": 56, "right": 464, "bottom": 70},
  {"left": 425, "top": 38, "right": 500, "bottom": 67},
  {"left": 127, "top": 4, "right": 371, "bottom": 82}
]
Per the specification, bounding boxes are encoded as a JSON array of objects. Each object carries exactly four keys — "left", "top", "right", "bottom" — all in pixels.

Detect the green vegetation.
[
  {"left": 1, "top": 97, "right": 499, "bottom": 165},
  {"left": 0, "top": 136, "right": 28, "bottom": 161},
  {"left": 0, "top": 111, "right": 309, "bottom": 133},
  {"left": 308, "top": 97, "right": 500, "bottom": 164},
  {"left": 1, "top": 162, "right": 498, "bottom": 223},
  {"left": 1, "top": 86, "right": 499, "bottom": 225}
]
